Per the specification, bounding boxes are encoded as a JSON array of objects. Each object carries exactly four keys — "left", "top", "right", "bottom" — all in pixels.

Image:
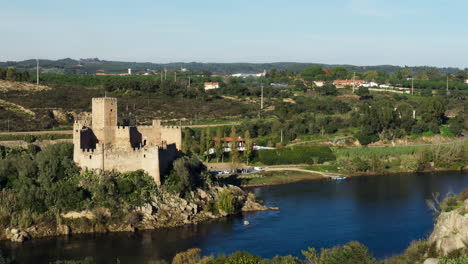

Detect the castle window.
[
  {"left": 144, "top": 154, "right": 146, "bottom": 158},
  {"left": 89, "top": 155, "right": 92, "bottom": 159},
  {"left": 110, "top": 109, "right": 113, "bottom": 112}
]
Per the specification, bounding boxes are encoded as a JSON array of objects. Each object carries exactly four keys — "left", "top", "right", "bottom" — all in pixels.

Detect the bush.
[
  {"left": 257, "top": 145, "right": 335, "bottom": 165},
  {"left": 172, "top": 248, "right": 201, "bottom": 264},
  {"left": 164, "top": 156, "right": 211, "bottom": 197},
  {"left": 382, "top": 240, "right": 428, "bottom": 264},
  {"left": 302, "top": 241, "right": 376, "bottom": 264},
  {"left": 215, "top": 190, "right": 237, "bottom": 215},
  {"left": 400, "top": 154, "right": 425, "bottom": 172}
]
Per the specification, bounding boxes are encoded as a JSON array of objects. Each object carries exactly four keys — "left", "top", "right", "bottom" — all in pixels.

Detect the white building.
[
  {"left": 313, "top": 81, "right": 324, "bottom": 87},
  {"left": 465, "top": 79, "right": 468, "bottom": 84},
  {"left": 204, "top": 82, "right": 220, "bottom": 90}
]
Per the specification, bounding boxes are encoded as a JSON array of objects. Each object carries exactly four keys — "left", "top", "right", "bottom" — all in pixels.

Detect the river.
[{"left": 1, "top": 171, "right": 467, "bottom": 263}]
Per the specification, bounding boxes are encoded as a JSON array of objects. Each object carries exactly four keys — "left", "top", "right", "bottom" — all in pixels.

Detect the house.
[
  {"left": 270, "top": 83, "right": 288, "bottom": 88},
  {"left": 231, "top": 70, "right": 266, "bottom": 78},
  {"left": 204, "top": 82, "right": 220, "bottom": 90},
  {"left": 465, "top": 79, "right": 468, "bottom": 84},
  {"left": 333, "top": 80, "right": 365, "bottom": 88},
  {"left": 313, "top": 81, "right": 324, "bottom": 87},
  {"left": 361, "top": 82, "right": 379, "bottom": 88},
  {"left": 212, "top": 137, "right": 245, "bottom": 152}
]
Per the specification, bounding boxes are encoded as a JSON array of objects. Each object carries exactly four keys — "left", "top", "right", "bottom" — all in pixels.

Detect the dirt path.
[{"left": 264, "top": 167, "right": 343, "bottom": 178}]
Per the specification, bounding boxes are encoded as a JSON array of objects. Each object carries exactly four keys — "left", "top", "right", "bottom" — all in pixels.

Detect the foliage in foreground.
[{"left": 0, "top": 143, "right": 157, "bottom": 229}]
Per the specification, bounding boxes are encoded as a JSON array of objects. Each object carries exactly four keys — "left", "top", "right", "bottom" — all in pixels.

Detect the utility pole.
[
  {"left": 36, "top": 59, "right": 39, "bottom": 85},
  {"left": 174, "top": 71, "right": 177, "bottom": 82},
  {"left": 446, "top": 75, "right": 449, "bottom": 93},
  {"left": 280, "top": 129, "right": 283, "bottom": 143},
  {"left": 352, "top": 72, "right": 356, "bottom": 93},
  {"left": 188, "top": 76, "right": 191, "bottom": 88},
  {"left": 164, "top": 68, "right": 167, "bottom": 80},
  {"left": 260, "top": 83, "right": 264, "bottom": 110},
  {"left": 411, "top": 77, "right": 414, "bottom": 95}
]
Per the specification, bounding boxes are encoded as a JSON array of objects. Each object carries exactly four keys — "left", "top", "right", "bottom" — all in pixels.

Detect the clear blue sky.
[{"left": 2, "top": 0, "right": 467, "bottom": 67}]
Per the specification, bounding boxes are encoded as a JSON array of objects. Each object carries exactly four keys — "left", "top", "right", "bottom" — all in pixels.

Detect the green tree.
[
  {"left": 230, "top": 126, "right": 239, "bottom": 163},
  {"left": 5, "top": 68, "right": 16, "bottom": 81},
  {"left": 302, "top": 66, "right": 324, "bottom": 81},
  {"left": 363, "top": 71, "right": 379, "bottom": 81},
  {"left": 199, "top": 129, "right": 206, "bottom": 158},
  {"left": 215, "top": 128, "right": 223, "bottom": 162},
  {"left": 205, "top": 128, "right": 212, "bottom": 161},
  {"left": 243, "top": 130, "right": 253, "bottom": 165},
  {"left": 420, "top": 97, "right": 446, "bottom": 125}
]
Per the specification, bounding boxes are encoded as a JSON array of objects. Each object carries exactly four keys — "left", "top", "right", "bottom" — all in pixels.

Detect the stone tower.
[
  {"left": 73, "top": 97, "right": 182, "bottom": 184},
  {"left": 91, "top": 97, "right": 117, "bottom": 144}
]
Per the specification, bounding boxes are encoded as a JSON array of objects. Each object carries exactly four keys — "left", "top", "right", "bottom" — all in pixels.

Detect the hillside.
[{"left": 0, "top": 58, "right": 466, "bottom": 75}]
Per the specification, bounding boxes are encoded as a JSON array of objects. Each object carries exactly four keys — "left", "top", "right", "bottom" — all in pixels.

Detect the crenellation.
[{"left": 74, "top": 97, "right": 181, "bottom": 185}]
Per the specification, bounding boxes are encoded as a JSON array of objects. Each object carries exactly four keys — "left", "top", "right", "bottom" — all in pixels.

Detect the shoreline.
[{"left": 240, "top": 167, "right": 467, "bottom": 188}]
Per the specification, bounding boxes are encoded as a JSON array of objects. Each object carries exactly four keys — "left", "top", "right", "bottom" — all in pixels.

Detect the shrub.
[
  {"left": 439, "top": 258, "right": 468, "bottom": 264},
  {"left": 382, "top": 240, "right": 428, "bottom": 264},
  {"left": 50, "top": 257, "right": 95, "bottom": 264},
  {"left": 171, "top": 248, "right": 201, "bottom": 264},
  {"left": 302, "top": 241, "right": 376, "bottom": 264},
  {"left": 224, "top": 251, "right": 262, "bottom": 264},
  {"left": 400, "top": 154, "right": 424, "bottom": 172},
  {"left": 215, "top": 190, "right": 237, "bottom": 215},
  {"left": 164, "top": 156, "right": 211, "bottom": 197}
]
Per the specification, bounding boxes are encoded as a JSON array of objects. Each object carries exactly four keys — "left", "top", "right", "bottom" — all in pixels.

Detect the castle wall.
[
  {"left": 135, "top": 125, "right": 160, "bottom": 146},
  {"left": 160, "top": 126, "right": 182, "bottom": 150},
  {"left": 158, "top": 143, "right": 178, "bottom": 178},
  {"left": 73, "top": 97, "right": 182, "bottom": 185}
]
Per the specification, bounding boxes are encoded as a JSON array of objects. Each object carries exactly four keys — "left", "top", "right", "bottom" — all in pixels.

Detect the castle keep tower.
[{"left": 73, "top": 97, "right": 182, "bottom": 184}]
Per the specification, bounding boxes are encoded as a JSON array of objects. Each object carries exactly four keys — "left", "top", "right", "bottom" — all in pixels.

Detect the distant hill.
[{"left": 0, "top": 58, "right": 465, "bottom": 75}]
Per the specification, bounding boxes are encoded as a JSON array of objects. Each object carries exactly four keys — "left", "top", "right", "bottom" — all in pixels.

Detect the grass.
[
  {"left": 333, "top": 145, "right": 428, "bottom": 159},
  {"left": 240, "top": 170, "right": 323, "bottom": 187},
  {"left": 0, "top": 134, "right": 72, "bottom": 142},
  {"left": 302, "top": 164, "right": 340, "bottom": 173},
  {"left": 440, "top": 126, "right": 455, "bottom": 137}
]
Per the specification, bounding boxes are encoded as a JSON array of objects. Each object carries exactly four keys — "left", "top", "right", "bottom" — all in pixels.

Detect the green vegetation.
[
  {"left": 426, "top": 189, "right": 468, "bottom": 215},
  {"left": 0, "top": 133, "right": 72, "bottom": 142},
  {"left": 334, "top": 141, "right": 465, "bottom": 174},
  {"left": 0, "top": 143, "right": 216, "bottom": 232},
  {"left": 0, "top": 143, "right": 159, "bottom": 230},
  {"left": 256, "top": 145, "right": 335, "bottom": 165},
  {"left": 164, "top": 155, "right": 212, "bottom": 197}
]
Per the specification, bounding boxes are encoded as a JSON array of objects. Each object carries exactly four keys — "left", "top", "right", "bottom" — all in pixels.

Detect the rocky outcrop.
[
  {"left": 428, "top": 199, "right": 468, "bottom": 256},
  {"left": 1, "top": 185, "right": 269, "bottom": 241},
  {"left": 4, "top": 228, "right": 31, "bottom": 243},
  {"left": 139, "top": 185, "right": 268, "bottom": 228}
]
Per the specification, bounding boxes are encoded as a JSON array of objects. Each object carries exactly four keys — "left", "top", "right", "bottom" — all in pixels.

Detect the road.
[{"left": 264, "top": 165, "right": 343, "bottom": 179}]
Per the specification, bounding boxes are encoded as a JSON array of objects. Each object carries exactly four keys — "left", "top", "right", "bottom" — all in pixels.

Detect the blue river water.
[{"left": 1, "top": 171, "right": 467, "bottom": 263}]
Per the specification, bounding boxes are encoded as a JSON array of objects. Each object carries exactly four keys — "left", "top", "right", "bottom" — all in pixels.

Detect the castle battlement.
[
  {"left": 92, "top": 97, "right": 117, "bottom": 102},
  {"left": 73, "top": 97, "right": 182, "bottom": 184}
]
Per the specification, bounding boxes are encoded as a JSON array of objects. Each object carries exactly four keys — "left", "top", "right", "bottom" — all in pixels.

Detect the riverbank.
[
  {"left": 0, "top": 184, "right": 271, "bottom": 243},
  {"left": 239, "top": 170, "right": 326, "bottom": 187}
]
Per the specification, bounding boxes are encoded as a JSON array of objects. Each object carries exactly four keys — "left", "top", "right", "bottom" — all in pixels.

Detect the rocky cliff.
[{"left": 429, "top": 199, "right": 468, "bottom": 256}]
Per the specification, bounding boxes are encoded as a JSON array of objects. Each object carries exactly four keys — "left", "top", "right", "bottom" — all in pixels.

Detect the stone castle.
[{"left": 73, "top": 97, "right": 182, "bottom": 184}]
